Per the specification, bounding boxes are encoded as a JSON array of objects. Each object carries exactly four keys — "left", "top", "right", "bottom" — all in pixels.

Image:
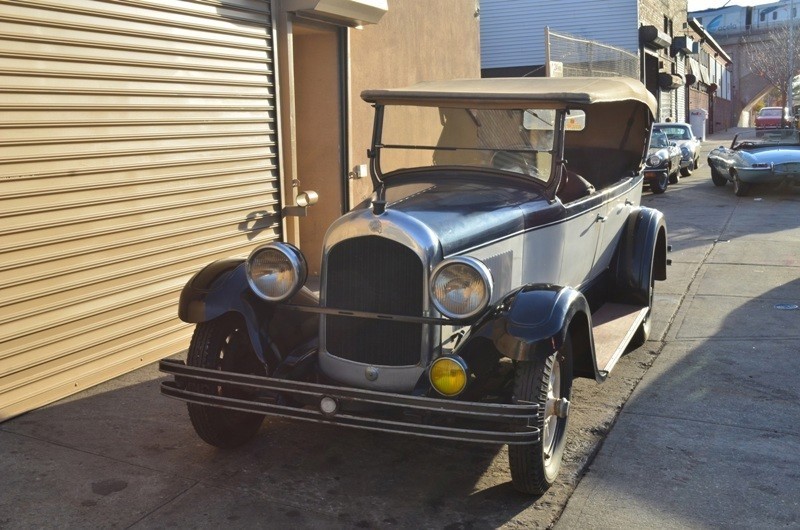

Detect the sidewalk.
[{"left": 557, "top": 127, "right": 800, "bottom": 527}]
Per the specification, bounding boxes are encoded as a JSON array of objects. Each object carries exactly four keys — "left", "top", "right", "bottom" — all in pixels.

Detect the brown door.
[{"left": 292, "top": 21, "right": 347, "bottom": 283}]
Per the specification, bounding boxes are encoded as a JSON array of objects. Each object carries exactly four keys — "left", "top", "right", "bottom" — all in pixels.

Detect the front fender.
[
  {"left": 465, "top": 284, "right": 593, "bottom": 363},
  {"left": 178, "top": 260, "right": 280, "bottom": 367}
]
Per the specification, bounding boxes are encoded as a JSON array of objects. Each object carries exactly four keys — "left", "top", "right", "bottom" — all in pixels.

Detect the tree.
[{"left": 742, "top": 21, "right": 800, "bottom": 108}]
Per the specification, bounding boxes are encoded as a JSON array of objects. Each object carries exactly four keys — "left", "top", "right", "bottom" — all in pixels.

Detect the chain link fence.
[{"left": 545, "top": 27, "right": 640, "bottom": 79}]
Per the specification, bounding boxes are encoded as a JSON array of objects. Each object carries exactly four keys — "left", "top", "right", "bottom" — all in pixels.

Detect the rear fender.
[
  {"left": 612, "top": 207, "right": 668, "bottom": 305},
  {"left": 462, "top": 284, "right": 594, "bottom": 374}
]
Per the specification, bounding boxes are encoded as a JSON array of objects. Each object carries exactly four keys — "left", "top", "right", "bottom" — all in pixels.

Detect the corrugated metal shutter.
[
  {"left": 0, "top": 0, "right": 279, "bottom": 420},
  {"left": 676, "top": 59, "right": 687, "bottom": 122}
]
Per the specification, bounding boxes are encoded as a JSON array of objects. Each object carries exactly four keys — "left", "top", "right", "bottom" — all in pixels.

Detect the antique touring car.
[{"left": 160, "top": 77, "right": 668, "bottom": 494}]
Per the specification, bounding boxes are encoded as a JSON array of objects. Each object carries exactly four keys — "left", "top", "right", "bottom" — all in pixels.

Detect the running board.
[{"left": 591, "top": 303, "right": 649, "bottom": 377}]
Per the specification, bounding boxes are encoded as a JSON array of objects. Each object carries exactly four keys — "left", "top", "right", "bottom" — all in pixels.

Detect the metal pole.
[{"left": 789, "top": 0, "right": 796, "bottom": 114}]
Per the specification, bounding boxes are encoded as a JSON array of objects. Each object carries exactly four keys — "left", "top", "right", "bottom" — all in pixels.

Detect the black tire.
[
  {"left": 668, "top": 166, "right": 680, "bottom": 184},
  {"left": 650, "top": 172, "right": 668, "bottom": 194},
  {"left": 629, "top": 272, "right": 654, "bottom": 349},
  {"left": 733, "top": 172, "right": 750, "bottom": 197},
  {"left": 710, "top": 166, "right": 727, "bottom": 187},
  {"left": 186, "top": 315, "right": 266, "bottom": 448},
  {"left": 680, "top": 161, "right": 692, "bottom": 177},
  {"left": 509, "top": 335, "right": 573, "bottom": 495}
]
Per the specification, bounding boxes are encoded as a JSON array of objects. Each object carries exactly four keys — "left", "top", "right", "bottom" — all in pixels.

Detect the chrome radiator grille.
[{"left": 325, "top": 236, "right": 423, "bottom": 366}]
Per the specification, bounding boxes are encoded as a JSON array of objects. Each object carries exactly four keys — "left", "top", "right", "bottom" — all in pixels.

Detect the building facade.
[
  {"left": 0, "top": 0, "right": 480, "bottom": 420},
  {"left": 480, "top": 0, "right": 699, "bottom": 123}
]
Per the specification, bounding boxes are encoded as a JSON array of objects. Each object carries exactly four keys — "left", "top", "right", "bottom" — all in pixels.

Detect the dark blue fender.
[
  {"left": 612, "top": 206, "right": 668, "bottom": 305},
  {"left": 462, "top": 283, "right": 593, "bottom": 365},
  {"left": 178, "top": 259, "right": 318, "bottom": 369}
]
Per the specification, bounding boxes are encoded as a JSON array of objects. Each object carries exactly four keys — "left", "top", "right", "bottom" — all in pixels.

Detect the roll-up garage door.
[{"left": 0, "top": 0, "right": 280, "bottom": 420}]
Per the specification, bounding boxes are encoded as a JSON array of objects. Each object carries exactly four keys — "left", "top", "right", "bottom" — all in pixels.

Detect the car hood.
[{"left": 374, "top": 175, "right": 559, "bottom": 256}]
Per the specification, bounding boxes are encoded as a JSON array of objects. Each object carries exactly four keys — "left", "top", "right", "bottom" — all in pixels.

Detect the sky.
[{"left": 688, "top": 0, "right": 781, "bottom": 12}]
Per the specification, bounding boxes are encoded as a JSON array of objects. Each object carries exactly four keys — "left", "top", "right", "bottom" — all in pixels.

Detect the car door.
[
  {"left": 558, "top": 193, "right": 605, "bottom": 288},
  {"left": 591, "top": 178, "right": 636, "bottom": 278}
]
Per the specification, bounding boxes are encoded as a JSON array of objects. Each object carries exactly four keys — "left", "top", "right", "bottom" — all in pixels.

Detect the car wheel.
[
  {"left": 669, "top": 165, "right": 680, "bottom": 184},
  {"left": 186, "top": 314, "right": 266, "bottom": 448},
  {"left": 733, "top": 172, "right": 750, "bottom": 197},
  {"left": 509, "top": 335, "right": 573, "bottom": 495},
  {"left": 710, "top": 166, "right": 727, "bottom": 186},
  {"left": 650, "top": 172, "right": 668, "bottom": 194}
]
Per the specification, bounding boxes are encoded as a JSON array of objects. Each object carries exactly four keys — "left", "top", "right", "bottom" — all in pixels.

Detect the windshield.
[
  {"left": 758, "top": 108, "right": 783, "bottom": 117},
  {"left": 650, "top": 131, "right": 669, "bottom": 148},
  {"left": 732, "top": 129, "right": 800, "bottom": 149},
  {"left": 376, "top": 106, "right": 583, "bottom": 183},
  {"left": 655, "top": 125, "right": 691, "bottom": 140}
]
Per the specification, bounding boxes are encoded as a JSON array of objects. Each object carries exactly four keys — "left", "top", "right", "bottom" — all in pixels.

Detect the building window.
[
  {"left": 772, "top": 11, "right": 777, "bottom": 20},
  {"left": 760, "top": 12, "right": 766, "bottom": 22},
  {"left": 664, "top": 15, "right": 669, "bottom": 33}
]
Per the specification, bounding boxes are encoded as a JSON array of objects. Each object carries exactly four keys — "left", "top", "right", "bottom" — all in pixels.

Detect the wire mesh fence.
[{"left": 545, "top": 27, "right": 640, "bottom": 79}]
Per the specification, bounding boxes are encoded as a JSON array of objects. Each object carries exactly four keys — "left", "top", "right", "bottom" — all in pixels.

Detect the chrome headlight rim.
[
  {"left": 429, "top": 256, "right": 493, "bottom": 320},
  {"left": 245, "top": 242, "right": 307, "bottom": 302},
  {"left": 647, "top": 154, "right": 663, "bottom": 167}
]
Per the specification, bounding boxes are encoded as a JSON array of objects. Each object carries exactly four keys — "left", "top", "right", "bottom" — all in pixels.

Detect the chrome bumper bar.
[{"left": 159, "top": 359, "right": 539, "bottom": 445}]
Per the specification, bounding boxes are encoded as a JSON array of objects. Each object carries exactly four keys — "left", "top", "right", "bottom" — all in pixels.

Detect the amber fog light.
[{"left": 429, "top": 356, "right": 468, "bottom": 397}]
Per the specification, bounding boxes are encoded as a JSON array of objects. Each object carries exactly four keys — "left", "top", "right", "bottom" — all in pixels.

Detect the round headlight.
[
  {"left": 246, "top": 243, "right": 307, "bottom": 302},
  {"left": 429, "top": 257, "right": 492, "bottom": 319},
  {"left": 680, "top": 146, "right": 690, "bottom": 157},
  {"left": 647, "top": 154, "right": 663, "bottom": 167},
  {"left": 429, "top": 356, "right": 468, "bottom": 397}
]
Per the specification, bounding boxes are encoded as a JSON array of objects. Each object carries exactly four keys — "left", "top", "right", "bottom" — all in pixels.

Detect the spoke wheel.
[
  {"left": 733, "top": 173, "right": 750, "bottom": 197},
  {"left": 710, "top": 166, "right": 727, "bottom": 187},
  {"left": 650, "top": 172, "right": 668, "bottom": 194},
  {"left": 187, "top": 314, "right": 266, "bottom": 448},
  {"left": 509, "top": 335, "right": 573, "bottom": 495},
  {"left": 669, "top": 165, "right": 680, "bottom": 184}
]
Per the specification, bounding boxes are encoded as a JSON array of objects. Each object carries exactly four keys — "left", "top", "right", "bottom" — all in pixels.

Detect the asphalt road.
[{"left": 2, "top": 128, "right": 799, "bottom": 528}]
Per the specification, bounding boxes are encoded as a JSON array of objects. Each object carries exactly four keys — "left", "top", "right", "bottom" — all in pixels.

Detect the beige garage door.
[{"left": 0, "top": 0, "right": 280, "bottom": 420}]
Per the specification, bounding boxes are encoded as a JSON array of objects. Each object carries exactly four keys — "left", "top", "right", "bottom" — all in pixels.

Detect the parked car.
[
  {"left": 643, "top": 130, "right": 682, "bottom": 193},
  {"left": 653, "top": 122, "right": 701, "bottom": 176},
  {"left": 708, "top": 128, "right": 800, "bottom": 196},
  {"left": 160, "top": 77, "right": 668, "bottom": 495},
  {"left": 755, "top": 106, "right": 791, "bottom": 132}
]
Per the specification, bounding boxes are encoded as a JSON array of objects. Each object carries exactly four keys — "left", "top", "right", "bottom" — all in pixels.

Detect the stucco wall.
[{"left": 347, "top": 0, "right": 481, "bottom": 206}]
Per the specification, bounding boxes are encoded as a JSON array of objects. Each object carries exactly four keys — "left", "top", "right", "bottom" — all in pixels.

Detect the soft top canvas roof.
[{"left": 362, "top": 77, "right": 657, "bottom": 117}]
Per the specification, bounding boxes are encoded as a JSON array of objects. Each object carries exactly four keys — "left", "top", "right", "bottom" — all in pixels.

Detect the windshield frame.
[{"left": 369, "top": 103, "right": 568, "bottom": 192}]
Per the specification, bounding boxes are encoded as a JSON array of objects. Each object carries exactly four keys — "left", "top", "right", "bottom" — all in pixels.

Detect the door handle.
[{"left": 597, "top": 215, "right": 607, "bottom": 223}]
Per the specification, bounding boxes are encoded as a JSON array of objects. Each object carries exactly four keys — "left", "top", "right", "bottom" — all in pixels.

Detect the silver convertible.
[
  {"left": 708, "top": 129, "right": 800, "bottom": 196},
  {"left": 160, "top": 77, "right": 668, "bottom": 495}
]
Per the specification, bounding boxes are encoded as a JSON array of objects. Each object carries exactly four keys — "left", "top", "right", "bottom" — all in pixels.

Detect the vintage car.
[
  {"left": 643, "top": 130, "right": 682, "bottom": 193},
  {"left": 754, "top": 106, "right": 791, "bottom": 132},
  {"left": 708, "top": 128, "right": 800, "bottom": 196},
  {"left": 160, "top": 77, "right": 668, "bottom": 495},
  {"left": 653, "top": 122, "right": 701, "bottom": 176}
]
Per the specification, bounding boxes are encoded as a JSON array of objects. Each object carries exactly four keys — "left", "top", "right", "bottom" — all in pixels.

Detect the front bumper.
[{"left": 159, "top": 359, "right": 540, "bottom": 445}]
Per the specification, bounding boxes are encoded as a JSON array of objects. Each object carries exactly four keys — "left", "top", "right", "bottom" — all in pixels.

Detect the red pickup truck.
[{"left": 755, "top": 107, "right": 791, "bottom": 130}]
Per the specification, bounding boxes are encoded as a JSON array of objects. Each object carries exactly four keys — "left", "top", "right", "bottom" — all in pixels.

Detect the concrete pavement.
[
  {"left": 557, "top": 127, "right": 800, "bottom": 528},
  {"left": 2, "top": 127, "right": 799, "bottom": 528}
]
